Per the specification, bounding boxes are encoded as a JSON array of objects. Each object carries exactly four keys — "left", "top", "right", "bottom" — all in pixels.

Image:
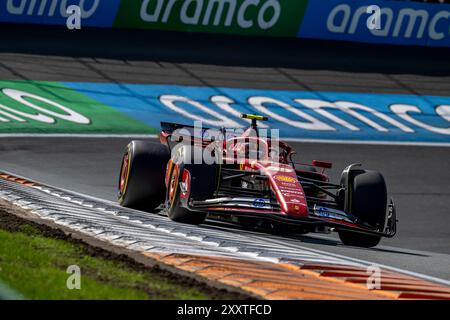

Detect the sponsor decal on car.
[
  {"left": 282, "top": 190, "right": 303, "bottom": 196},
  {"left": 265, "top": 165, "right": 294, "bottom": 173},
  {"left": 312, "top": 205, "right": 353, "bottom": 223},
  {"left": 252, "top": 198, "right": 267, "bottom": 208},
  {"left": 180, "top": 168, "right": 191, "bottom": 200},
  {"left": 278, "top": 182, "right": 298, "bottom": 189},
  {"left": 274, "top": 175, "right": 297, "bottom": 183}
]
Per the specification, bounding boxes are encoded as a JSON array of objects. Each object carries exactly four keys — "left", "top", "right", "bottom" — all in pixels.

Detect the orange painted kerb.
[
  {"left": 143, "top": 252, "right": 450, "bottom": 300},
  {"left": 0, "top": 173, "right": 36, "bottom": 186}
]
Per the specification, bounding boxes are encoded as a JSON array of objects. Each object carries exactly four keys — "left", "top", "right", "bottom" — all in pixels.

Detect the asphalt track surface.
[{"left": 0, "top": 26, "right": 449, "bottom": 280}]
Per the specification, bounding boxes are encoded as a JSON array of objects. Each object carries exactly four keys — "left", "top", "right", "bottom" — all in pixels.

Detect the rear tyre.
[
  {"left": 338, "top": 169, "right": 387, "bottom": 248},
  {"left": 118, "top": 141, "right": 170, "bottom": 211}
]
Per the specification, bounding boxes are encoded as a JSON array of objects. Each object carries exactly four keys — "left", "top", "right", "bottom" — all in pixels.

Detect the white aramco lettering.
[
  {"left": 297, "top": 99, "right": 414, "bottom": 132},
  {"left": 257, "top": 0, "right": 280, "bottom": 30},
  {"left": 237, "top": 0, "right": 259, "bottom": 29},
  {"left": 348, "top": 6, "right": 369, "bottom": 34},
  {"left": 140, "top": 0, "right": 281, "bottom": 29},
  {"left": 202, "top": 0, "right": 237, "bottom": 26},
  {"left": 7, "top": 0, "right": 100, "bottom": 18},
  {"left": 370, "top": 8, "right": 393, "bottom": 37},
  {"left": 0, "top": 88, "right": 91, "bottom": 124},
  {"left": 366, "top": 5, "right": 381, "bottom": 31},
  {"left": 428, "top": 11, "right": 450, "bottom": 40},
  {"left": 210, "top": 95, "right": 267, "bottom": 128},
  {"left": 393, "top": 8, "right": 428, "bottom": 39},
  {"left": 390, "top": 104, "right": 450, "bottom": 135},
  {"left": 248, "top": 96, "right": 335, "bottom": 131},
  {"left": 159, "top": 94, "right": 241, "bottom": 127},
  {"left": 327, "top": 4, "right": 351, "bottom": 33},
  {"left": 181, "top": 0, "right": 204, "bottom": 25},
  {"left": 140, "top": 0, "right": 164, "bottom": 22},
  {"left": 160, "top": 95, "right": 449, "bottom": 136},
  {"left": 66, "top": 5, "right": 81, "bottom": 30},
  {"left": 327, "top": 4, "right": 449, "bottom": 40}
]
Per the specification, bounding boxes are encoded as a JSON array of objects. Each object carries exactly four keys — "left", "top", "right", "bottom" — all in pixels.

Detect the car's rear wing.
[
  {"left": 161, "top": 122, "right": 209, "bottom": 133},
  {"left": 161, "top": 121, "right": 247, "bottom": 142}
]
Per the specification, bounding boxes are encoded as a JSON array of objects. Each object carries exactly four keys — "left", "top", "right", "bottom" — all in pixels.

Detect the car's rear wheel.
[
  {"left": 338, "top": 169, "right": 387, "bottom": 248},
  {"left": 118, "top": 141, "right": 170, "bottom": 211}
]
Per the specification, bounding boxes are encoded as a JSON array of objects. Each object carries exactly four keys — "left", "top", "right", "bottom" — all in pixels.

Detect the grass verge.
[{"left": 0, "top": 207, "right": 246, "bottom": 300}]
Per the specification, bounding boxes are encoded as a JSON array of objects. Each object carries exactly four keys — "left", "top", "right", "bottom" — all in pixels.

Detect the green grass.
[{"left": 0, "top": 218, "right": 221, "bottom": 300}]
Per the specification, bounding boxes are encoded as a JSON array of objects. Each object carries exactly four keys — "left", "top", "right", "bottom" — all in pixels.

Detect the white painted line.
[
  {"left": 1, "top": 168, "right": 119, "bottom": 206},
  {"left": 281, "top": 138, "right": 450, "bottom": 147}
]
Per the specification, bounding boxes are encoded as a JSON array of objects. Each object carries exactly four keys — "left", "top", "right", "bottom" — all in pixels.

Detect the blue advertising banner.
[
  {"left": 0, "top": 0, "right": 120, "bottom": 27},
  {"left": 299, "top": 0, "right": 450, "bottom": 47},
  {"left": 64, "top": 82, "right": 450, "bottom": 145}
]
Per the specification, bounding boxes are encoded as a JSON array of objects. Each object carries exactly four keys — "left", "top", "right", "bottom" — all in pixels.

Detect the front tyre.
[
  {"left": 338, "top": 169, "right": 386, "bottom": 248},
  {"left": 338, "top": 230, "right": 381, "bottom": 248}
]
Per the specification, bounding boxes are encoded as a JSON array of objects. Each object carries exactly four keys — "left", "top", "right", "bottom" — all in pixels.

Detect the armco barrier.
[
  {"left": 0, "top": 0, "right": 308, "bottom": 36},
  {"left": 0, "top": 0, "right": 120, "bottom": 27},
  {"left": 113, "top": 0, "right": 307, "bottom": 36},
  {"left": 299, "top": 0, "right": 450, "bottom": 47},
  {"left": 1, "top": 1, "right": 449, "bottom": 47}
]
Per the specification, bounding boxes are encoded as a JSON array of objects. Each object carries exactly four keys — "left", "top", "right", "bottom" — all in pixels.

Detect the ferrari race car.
[{"left": 118, "top": 114, "right": 397, "bottom": 248}]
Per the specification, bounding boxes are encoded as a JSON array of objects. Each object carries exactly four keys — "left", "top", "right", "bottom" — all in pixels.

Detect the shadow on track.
[
  {"left": 2, "top": 24, "right": 450, "bottom": 76},
  {"left": 204, "top": 220, "right": 429, "bottom": 257}
]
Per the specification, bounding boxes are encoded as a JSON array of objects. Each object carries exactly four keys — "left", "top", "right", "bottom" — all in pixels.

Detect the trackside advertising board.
[
  {"left": 0, "top": 0, "right": 307, "bottom": 36},
  {"left": 1, "top": 1, "right": 449, "bottom": 46},
  {"left": 113, "top": 0, "right": 307, "bottom": 36},
  {"left": 299, "top": 0, "right": 450, "bottom": 47},
  {"left": 0, "top": 0, "right": 120, "bottom": 27}
]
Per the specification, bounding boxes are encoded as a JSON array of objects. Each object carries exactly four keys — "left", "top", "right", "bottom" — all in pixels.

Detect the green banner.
[
  {"left": 0, "top": 81, "right": 155, "bottom": 134},
  {"left": 114, "top": 0, "right": 308, "bottom": 36}
]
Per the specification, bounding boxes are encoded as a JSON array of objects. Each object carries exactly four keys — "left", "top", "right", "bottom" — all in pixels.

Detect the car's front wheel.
[
  {"left": 338, "top": 230, "right": 381, "bottom": 248},
  {"left": 338, "top": 169, "right": 386, "bottom": 248}
]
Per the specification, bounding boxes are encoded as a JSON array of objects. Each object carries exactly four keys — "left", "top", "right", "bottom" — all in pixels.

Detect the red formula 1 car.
[{"left": 118, "top": 114, "right": 396, "bottom": 248}]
